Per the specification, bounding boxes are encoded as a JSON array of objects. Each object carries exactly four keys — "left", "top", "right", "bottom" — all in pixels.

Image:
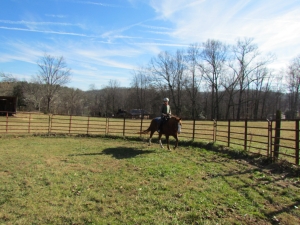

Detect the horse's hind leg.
[{"left": 148, "top": 131, "right": 155, "bottom": 146}]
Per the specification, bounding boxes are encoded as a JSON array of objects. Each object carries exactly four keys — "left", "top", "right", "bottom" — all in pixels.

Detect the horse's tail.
[
  {"left": 137, "top": 118, "right": 158, "bottom": 135},
  {"left": 137, "top": 127, "right": 151, "bottom": 135}
]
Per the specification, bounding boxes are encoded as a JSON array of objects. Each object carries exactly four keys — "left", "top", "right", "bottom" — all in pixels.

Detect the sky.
[{"left": 0, "top": 0, "right": 300, "bottom": 91}]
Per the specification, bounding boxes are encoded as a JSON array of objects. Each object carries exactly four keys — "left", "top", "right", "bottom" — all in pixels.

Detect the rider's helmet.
[{"left": 163, "top": 97, "right": 169, "bottom": 102}]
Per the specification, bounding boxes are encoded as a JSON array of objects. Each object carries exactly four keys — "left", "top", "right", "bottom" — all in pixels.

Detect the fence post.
[
  {"left": 244, "top": 120, "right": 248, "bottom": 151},
  {"left": 87, "top": 116, "right": 90, "bottom": 135},
  {"left": 213, "top": 120, "right": 217, "bottom": 143},
  {"left": 123, "top": 116, "right": 126, "bottom": 137},
  {"left": 48, "top": 114, "right": 52, "bottom": 135},
  {"left": 69, "top": 115, "right": 72, "bottom": 134},
  {"left": 192, "top": 119, "right": 196, "bottom": 141},
  {"left": 267, "top": 120, "right": 272, "bottom": 157},
  {"left": 273, "top": 110, "right": 281, "bottom": 162},
  {"left": 139, "top": 116, "right": 143, "bottom": 137},
  {"left": 295, "top": 120, "right": 299, "bottom": 165},
  {"left": 105, "top": 117, "right": 109, "bottom": 135},
  {"left": 28, "top": 113, "right": 31, "bottom": 133},
  {"left": 227, "top": 120, "right": 231, "bottom": 147},
  {"left": 6, "top": 111, "right": 8, "bottom": 133}
]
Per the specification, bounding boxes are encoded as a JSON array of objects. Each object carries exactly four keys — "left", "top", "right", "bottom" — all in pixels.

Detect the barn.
[
  {"left": 130, "top": 109, "right": 151, "bottom": 119},
  {"left": 0, "top": 96, "right": 17, "bottom": 115}
]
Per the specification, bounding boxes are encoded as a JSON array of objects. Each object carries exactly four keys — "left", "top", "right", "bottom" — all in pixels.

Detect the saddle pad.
[{"left": 154, "top": 117, "right": 161, "bottom": 122}]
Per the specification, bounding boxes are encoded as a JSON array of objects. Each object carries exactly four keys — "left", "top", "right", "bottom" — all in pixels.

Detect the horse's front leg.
[
  {"left": 158, "top": 133, "right": 164, "bottom": 148},
  {"left": 173, "top": 134, "right": 179, "bottom": 150},
  {"left": 166, "top": 135, "right": 170, "bottom": 150}
]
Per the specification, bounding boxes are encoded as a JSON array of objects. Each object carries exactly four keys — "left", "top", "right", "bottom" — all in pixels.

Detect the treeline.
[
  {"left": 0, "top": 80, "right": 286, "bottom": 120},
  {"left": 1, "top": 38, "right": 300, "bottom": 120}
]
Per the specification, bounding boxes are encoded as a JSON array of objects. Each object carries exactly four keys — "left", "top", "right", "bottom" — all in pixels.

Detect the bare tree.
[
  {"left": 184, "top": 43, "right": 202, "bottom": 119},
  {"left": 23, "top": 81, "right": 45, "bottom": 112},
  {"left": 250, "top": 67, "right": 272, "bottom": 119},
  {"left": 199, "top": 39, "right": 228, "bottom": 120},
  {"left": 101, "top": 79, "right": 121, "bottom": 116},
  {"left": 221, "top": 69, "right": 239, "bottom": 119},
  {"left": 131, "top": 67, "right": 151, "bottom": 111},
  {"left": 85, "top": 89, "right": 103, "bottom": 117},
  {"left": 35, "top": 54, "right": 71, "bottom": 113},
  {"left": 54, "top": 87, "right": 85, "bottom": 115},
  {"left": 229, "top": 38, "right": 274, "bottom": 120},
  {"left": 286, "top": 55, "right": 300, "bottom": 119},
  {"left": 0, "top": 72, "right": 18, "bottom": 83},
  {"left": 149, "top": 50, "right": 186, "bottom": 116},
  {"left": 0, "top": 72, "right": 18, "bottom": 96}
]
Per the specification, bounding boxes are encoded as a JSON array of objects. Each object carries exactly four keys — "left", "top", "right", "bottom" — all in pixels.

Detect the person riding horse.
[{"left": 158, "top": 97, "right": 171, "bottom": 133}]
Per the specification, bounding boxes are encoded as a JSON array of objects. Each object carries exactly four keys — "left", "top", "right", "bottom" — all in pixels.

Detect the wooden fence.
[{"left": 0, "top": 112, "right": 299, "bottom": 165}]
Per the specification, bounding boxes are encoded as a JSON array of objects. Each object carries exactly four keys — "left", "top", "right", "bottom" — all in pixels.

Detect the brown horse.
[{"left": 138, "top": 116, "right": 182, "bottom": 150}]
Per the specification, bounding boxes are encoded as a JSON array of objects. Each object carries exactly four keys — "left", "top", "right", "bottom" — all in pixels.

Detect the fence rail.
[{"left": 0, "top": 112, "right": 299, "bottom": 165}]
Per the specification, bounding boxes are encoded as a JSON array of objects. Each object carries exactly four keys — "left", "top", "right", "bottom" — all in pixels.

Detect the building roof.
[{"left": 130, "top": 109, "right": 150, "bottom": 115}]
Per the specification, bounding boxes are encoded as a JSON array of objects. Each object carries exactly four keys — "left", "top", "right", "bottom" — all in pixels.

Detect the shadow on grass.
[
  {"left": 180, "top": 140, "right": 300, "bottom": 177},
  {"left": 102, "top": 147, "right": 155, "bottom": 159},
  {"left": 70, "top": 147, "right": 155, "bottom": 159}
]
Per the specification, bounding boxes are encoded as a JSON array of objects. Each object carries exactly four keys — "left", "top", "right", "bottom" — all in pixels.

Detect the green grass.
[{"left": 0, "top": 135, "right": 299, "bottom": 224}]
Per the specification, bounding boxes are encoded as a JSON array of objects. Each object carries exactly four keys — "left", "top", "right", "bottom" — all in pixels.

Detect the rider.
[{"left": 158, "top": 97, "right": 172, "bottom": 133}]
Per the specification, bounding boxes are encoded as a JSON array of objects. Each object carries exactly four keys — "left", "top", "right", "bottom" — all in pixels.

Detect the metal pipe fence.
[{"left": 0, "top": 112, "right": 299, "bottom": 165}]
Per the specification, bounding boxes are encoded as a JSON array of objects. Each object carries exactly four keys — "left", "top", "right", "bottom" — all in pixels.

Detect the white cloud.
[
  {"left": 77, "top": 1, "right": 121, "bottom": 7},
  {"left": 148, "top": 0, "right": 300, "bottom": 68},
  {"left": 0, "top": 19, "right": 79, "bottom": 27},
  {"left": 0, "top": 26, "right": 90, "bottom": 37}
]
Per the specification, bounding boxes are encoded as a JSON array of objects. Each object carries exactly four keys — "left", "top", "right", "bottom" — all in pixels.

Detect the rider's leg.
[{"left": 158, "top": 117, "right": 163, "bottom": 132}]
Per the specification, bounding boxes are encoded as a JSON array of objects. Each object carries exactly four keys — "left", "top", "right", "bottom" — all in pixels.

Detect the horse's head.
[{"left": 170, "top": 115, "right": 182, "bottom": 133}]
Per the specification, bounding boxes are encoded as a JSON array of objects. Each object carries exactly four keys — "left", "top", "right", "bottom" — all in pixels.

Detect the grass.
[{"left": 0, "top": 135, "right": 299, "bottom": 224}]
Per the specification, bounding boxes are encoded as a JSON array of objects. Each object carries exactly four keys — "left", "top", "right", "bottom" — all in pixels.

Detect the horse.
[{"left": 138, "top": 115, "right": 182, "bottom": 150}]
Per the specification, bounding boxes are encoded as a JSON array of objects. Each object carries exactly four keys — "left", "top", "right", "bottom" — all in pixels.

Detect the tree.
[
  {"left": 184, "top": 43, "right": 202, "bottom": 119},
  {"left": 55, "top": 87, "right": 86, "bottom": 115},
  {"left": 102, "top": 79, "right": 120, "bottom": 116},
  {"left": 286, "top": 55, "right": 300, "bottom": 119},
  {"left": 229, "top": 38, "right": 274, "bottom": 120},
  {"left": 85, "top": 89, "right": 103, "bottom": 117},
  {"left": 149, "top": 50, "right": 186, "bottom": 116},
  {"left": 23, "top": 81, "right": 45, "bottom": 112},
  {"left": 250, "top": 67, "right": 272, "bottom": 120},
  {"left": 12, "top": 82, "right": 27, "bottom": 110},
  {"left": 131, "top": 67, "right": 151, "bottom": 111},
  {"left": 0, "top": 72, "right": 18, "bottom": 96},
  {"left": 199, "top": 39, "right": 228, "bottom": 120},
  {"left": 221, "top": 68, "right": 239, "bottom": 119},
  {"left": 35, "top": 54, "right": 71, "bottom": 113}
]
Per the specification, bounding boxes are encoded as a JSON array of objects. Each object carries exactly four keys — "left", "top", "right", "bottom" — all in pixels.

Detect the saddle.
[{"left": 154, "top": 116, "right": 170, "bottom": 123}]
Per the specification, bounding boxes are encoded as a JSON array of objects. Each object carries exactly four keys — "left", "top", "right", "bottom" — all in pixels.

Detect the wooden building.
[{"left": 0, "top": 96, "right": 17, "bottom": 115}]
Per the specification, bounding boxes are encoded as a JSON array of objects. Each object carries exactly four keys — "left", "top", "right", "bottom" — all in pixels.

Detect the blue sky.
[{"left": 0, "top": 0, "right": 299, "bottom": 91}]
